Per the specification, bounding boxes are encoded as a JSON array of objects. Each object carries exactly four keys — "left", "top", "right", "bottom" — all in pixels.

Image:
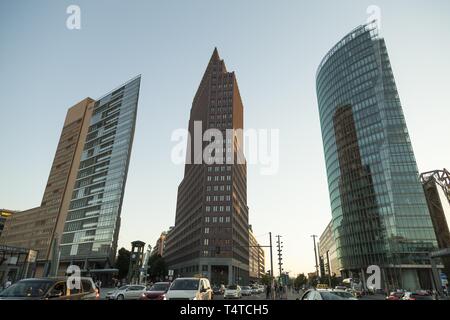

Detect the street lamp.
[{"left": 311, "top": 235, "right": 319, "bottom": 277}]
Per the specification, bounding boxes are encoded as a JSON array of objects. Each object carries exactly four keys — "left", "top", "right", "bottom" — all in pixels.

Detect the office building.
[
  {"left": 316, "top": 22, "right": 438, "bottom": 290},
  {"left": 318, "top": 221, "right": 341, "bottom": 277},
  {"left": 0, "top": 76, "right": 140, "bottom": 276},
  {"left": 0, "top": 210, "right": 15, "bottom": 238},
  {"left": 249, "top": 226, "right": 265, "bottom": 282},
  {"left": 164, "top": 48, "right": 250, "bottom": 285}
]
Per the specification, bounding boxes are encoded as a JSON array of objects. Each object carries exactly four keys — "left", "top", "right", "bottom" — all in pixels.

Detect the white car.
[
  {"left": 241, "top": 286, "right": 252, "bottom": 296},
  {"left": 224, "top": 284, "right": 241, "bottom": 299},
  {"left": 105, "top": 285, "right": 147, "bottom": 300},
  {"left": 165, "top": 277, "right": 213, "bottom": 300}
]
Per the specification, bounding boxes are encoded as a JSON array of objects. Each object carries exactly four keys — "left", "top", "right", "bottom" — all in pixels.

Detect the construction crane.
[
  {"left": 420, "top": 169, "right": 450, "bottom": 204},
  {"left": 420, "top": 169, "right": 450, "bottom": 294}
]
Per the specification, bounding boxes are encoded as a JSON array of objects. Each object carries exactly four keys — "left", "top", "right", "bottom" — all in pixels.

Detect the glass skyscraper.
[
  {"left": 316, "top": 23, "right": 438, "bottom": 290},
  {"left": 59, "top": 76, "right": 140, "bottom": 269}
]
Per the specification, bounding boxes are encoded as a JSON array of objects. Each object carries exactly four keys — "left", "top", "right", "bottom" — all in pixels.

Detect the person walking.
[
  {"left": 4, "top": 279, "right": 12, "bottom": 289},
  {"left": 265, "top": 284, "right": 271, "bottom": 299}
]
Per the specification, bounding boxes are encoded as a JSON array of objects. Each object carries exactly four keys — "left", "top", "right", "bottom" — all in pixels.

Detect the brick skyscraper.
[{"left": 164, "top": 49, "right": 250, "bottom": 285}]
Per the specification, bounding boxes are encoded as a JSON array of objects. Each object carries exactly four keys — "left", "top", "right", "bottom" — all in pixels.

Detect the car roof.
[
  {"left": 19, "top": 277, "right": 93, "bottom": 282},
  {"left": 173, "top": 277, "right": 202, "bottom": 280}
]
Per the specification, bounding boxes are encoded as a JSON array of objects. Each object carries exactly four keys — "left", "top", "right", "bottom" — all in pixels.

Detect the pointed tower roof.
[
  {"left": 193, "top": 47, "right": 228, "bottom": 104},
  {"left": 211, "top": 47, "right": 220, "bottom": 61}
]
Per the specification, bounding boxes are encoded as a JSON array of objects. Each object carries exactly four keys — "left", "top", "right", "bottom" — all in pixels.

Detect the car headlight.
[{"left": 162, "top": 294, "right": 167, "bottom": 300}]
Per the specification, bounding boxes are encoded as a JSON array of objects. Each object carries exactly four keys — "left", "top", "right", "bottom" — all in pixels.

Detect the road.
[{"left": 214, "top": 290, "right": 304, "bottom": 300}]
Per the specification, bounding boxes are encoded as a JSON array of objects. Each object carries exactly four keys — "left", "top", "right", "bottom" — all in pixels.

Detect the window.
[
  {"left": 204, "top": 228, "right": 209, "bottom": 234},
  {"left": 204, "top": 239, "right": 209, "bottom": 245},
  {"left": 205, "top": 217, "right": 210, "bottom": 223}
]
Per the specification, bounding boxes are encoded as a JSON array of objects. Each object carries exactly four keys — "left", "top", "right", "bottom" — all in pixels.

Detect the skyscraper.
[
  {"left": 0, "top": 76, "right": 140, "bottom": 276},
  {"left": 316, "top": 23, "right": 438, "bottom": 290},
  {"left": 164, "top": 49, "right": 250, "bottom": 285}
]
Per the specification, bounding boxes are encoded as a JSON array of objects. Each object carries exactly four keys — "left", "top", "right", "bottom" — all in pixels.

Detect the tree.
[
  {"left": 115, "top": 247, "right": 131, "bottom": 279},
  {"left": 294, "top": 273, "right": 307, "bottom": 289},
  {"left": 261, "top": 273, "right": 273, "bottom": 286},
  {"left": 147, "top": 254, "right": 168, "bottom": 281}
]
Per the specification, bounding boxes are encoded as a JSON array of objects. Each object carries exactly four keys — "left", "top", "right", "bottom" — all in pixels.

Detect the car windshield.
[
  {"left": 170, "top": 279, "right": 199, "bottom": 291},
  {"left": 227, "top": 285, "right": 238, "bottom": 290},
  {"left": 0, "top": 280, "right": 53, "bottom": 298},
  {"left": 150, "top": 283, "right": 169, "bottom": 291},
  {"left": 331, "top": 291, "right": 354, "bottom": 299},
  {"left": 242, "top": 286, "right": 250, "bottom": 290},
  {"left": 320, "top": 292, "right": 345, "bottom": 300}
]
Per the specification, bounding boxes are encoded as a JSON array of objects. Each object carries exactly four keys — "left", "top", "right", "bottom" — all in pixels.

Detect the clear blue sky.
[{"left": 1, "top": 0, "right": 449, "bottom": 276}]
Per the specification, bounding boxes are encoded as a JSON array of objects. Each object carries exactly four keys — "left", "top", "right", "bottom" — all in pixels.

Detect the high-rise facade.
[
  {"left": 316, "top": 23, "right": 438, "bottom": 290},
  {"left": 0, "top": 210, "right": 15, "bottom": 238},
  {"left": 318, "top": 221, "right": 341, "bottom": 277},
  {"left": 249, "top": 226, "right": 265, "bottom": 282},
  {"left": 59, "top": 77, "right": 140, "bottom": 270},
  {"left": 164, "top": 49, "right": 250, "bottom": 285},
  {"left": 0, "top": 76, "right": 140, "bottom": 276}
]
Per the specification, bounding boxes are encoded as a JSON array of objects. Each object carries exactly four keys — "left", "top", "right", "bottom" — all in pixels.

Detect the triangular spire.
[{"left": 210, "top": 47, "right": 220, "bottom": 62}]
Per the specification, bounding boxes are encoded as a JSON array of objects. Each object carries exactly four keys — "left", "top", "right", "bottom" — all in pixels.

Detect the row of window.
[
  {"left": 204, "top": 216, "right": 231, "bottom": 223},
  {"left": 206, "top": 195, "right": 231, "bottom": 202},
  {"left": 206, "top": 185, "right": 232, "bottom": 192},
  {"left": 207, "top": 175, "right": 231, "bottom": 182},
  {"left": 207, "top": 165, "right": 232, "bottom": 173},
  {"left": 205, "top": 205, "right": 231, "bottom": 212}
]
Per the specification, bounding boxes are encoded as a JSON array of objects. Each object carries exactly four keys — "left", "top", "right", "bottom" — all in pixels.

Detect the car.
[
  {"left": 0, "top": 277, "right": 98, "bottom": 300},
  {"left": 105, "top": 284, "right": 147, "bottom": 300},
  {"left": 402, "top": 291, "right": 435, "bottom": 300},
  {"left": 139, "top": 282, "right": 170, "bottom": 300},
  {"left": 241, "top": 286, "right": 252, "bottom": 296},
  {"left": 250, "top": 285, "right": 259, "bottom": 295},
  {"left": 165, "top": 277, "right": 213, "bottom": 300},
  {"left": 300, "top": 289, "right": 345, "bottom": 300},
  {"left": 259, "top": 285, "right": 265, "bottom": 294},
  {"left": 224, "top": 284, "right": 242, "bottom": 299},
  {"left": 335, "top": 286, "right": 348, "bottom": 291},
  {"left": 386, "top": 291, "right": 405, "bottom": 300},
  {"left": 212, "top": 284, "right": 225, "bottom": 295},
  {"left": 328, "top": 289, "right": 358, "bottom": 300}
]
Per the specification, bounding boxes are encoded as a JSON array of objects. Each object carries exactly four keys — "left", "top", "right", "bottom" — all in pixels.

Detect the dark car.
[
  {"left": 402, "top": 291, "right": 435, "bottom": 300},
  {"left": 139, "top": 282, "right": 171, "bottom": 300},
  {"left": 386, "top": 291, "right": 405, "bottom": 300},
  {"left": 301, "top": 289, "right": 345, "bottom": 300},
  {"left": 213, "top": 285, "right": 225, "bottom": 295},
  {"left": 0, "top": 277, "right": 99, "bottom": 300}
]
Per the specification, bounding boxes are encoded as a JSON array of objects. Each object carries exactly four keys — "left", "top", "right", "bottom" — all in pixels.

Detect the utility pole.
[
  {"left": 326, "top": 250, "right": 332, "bottom": 288},
  {"left": 276, "top": 235, "right": 283, "bottom": 279},
  {"left": 311, "top": 235, "right": 319, "bottom": 277},
  {"left": 269, "top": 232, "right": 274, "bottom": 300}
]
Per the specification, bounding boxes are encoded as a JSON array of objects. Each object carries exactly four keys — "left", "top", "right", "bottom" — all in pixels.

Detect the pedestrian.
[
  {"left": 4, "top": 279, "right": 12, "bottom": 289},
  {"left": 265, "top": 284, "right": 271, "bottom": 299}
]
